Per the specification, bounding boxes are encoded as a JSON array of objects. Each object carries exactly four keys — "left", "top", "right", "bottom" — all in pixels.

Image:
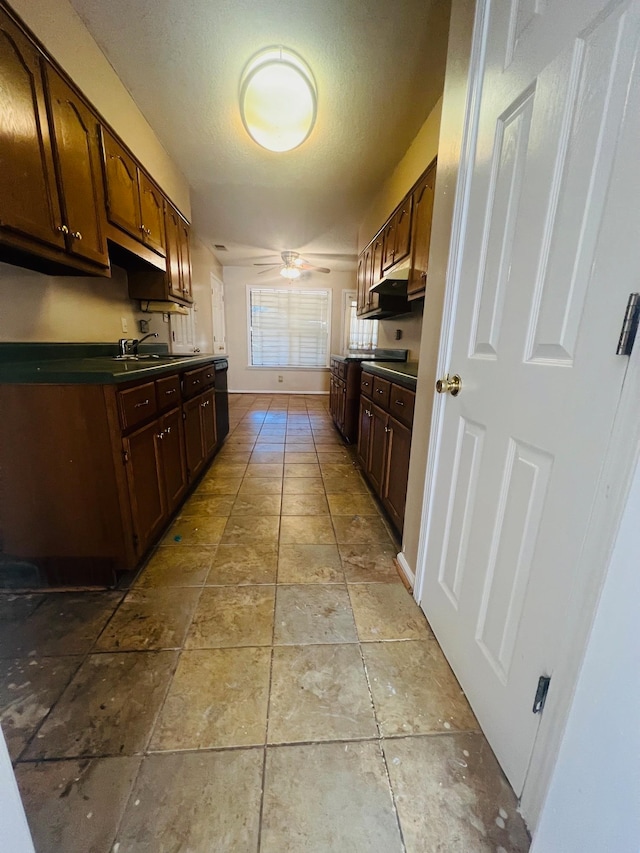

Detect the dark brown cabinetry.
[
  {"left": 0, "top": 4, "right": 109, "bottom": 274},
  {"left": 408, "top": 160, "right": 437, "bottom": 299},
  {"left": 329, "top": 359, "right": 363, "bottom": 443},
  {"left": 128, "top": 202, "right": 192, "bottom": 304},
  {"left": 357, "top": 158, "right": 437, "bottom": 316},
  {"left": 357, "top": 369, "right": 416, "bottom": 535},
  {"left": 0, "top": 359, "right": 225, "bottom": 586}
]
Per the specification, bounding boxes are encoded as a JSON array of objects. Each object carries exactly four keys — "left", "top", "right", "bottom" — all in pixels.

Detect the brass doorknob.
[{"left": 435, "top": 374, "right": 462, "bottom": 396}]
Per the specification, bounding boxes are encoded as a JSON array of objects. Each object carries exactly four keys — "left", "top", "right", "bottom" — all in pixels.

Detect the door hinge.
[
  {"left": 122, "top": 449, "right": 129, "bottom": 464},
  {"left": 616, "top": 293, "right": 640, "bottom": 356},
  {"left": 532, "top": 675, "right": 551, "bottom": 714},
  {"left": 182, "top": 411, "right": 187, "bottom": 420}
]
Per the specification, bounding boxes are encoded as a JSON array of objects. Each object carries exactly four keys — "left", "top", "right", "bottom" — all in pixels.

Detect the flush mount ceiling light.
[{"left": 239, "top": 47, "right": 317, "bottom": 152}]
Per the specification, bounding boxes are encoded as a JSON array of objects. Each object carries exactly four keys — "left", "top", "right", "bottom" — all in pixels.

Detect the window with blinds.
[
  {"left": 249, "top": 288, "right": 331, "bottom": 368},
  {"left": 347, "top": 299, "right": 378, "bottom": 351}
]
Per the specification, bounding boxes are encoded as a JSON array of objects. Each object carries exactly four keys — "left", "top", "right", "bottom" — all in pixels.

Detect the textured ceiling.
[{"left": 68, "top": 0, "right": 450, "bottom": 267}]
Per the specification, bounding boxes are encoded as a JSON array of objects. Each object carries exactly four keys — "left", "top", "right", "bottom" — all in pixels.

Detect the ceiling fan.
[{"left": 254, "top": 251, "right": 331, "bottom": 279}]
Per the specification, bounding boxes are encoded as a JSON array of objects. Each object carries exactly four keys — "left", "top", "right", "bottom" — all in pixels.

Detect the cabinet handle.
[
  {"left": 165, "top": 426, "right": 171, "bottom": 435},
  {"left": 156, "top": 431, "right": 164, "bottom": 440},
  {"left": 165, "top": 389, "right": 176, "bottom": 395},
  {"left": 362, "top": 381, "right": 369, "bottom": 387},
  {"left": 395, "top": 400, "right": 405, "bottom": 406},
  {"left": 384, "top": 426, "right": 391, "bottom": 433},
  {"left": 134, "top": 399, "right": 150, "bottom": 408},
  {"left": 70, "top": 230, "right": 82, "bottom": 240},
  {"left": 377, "top": 389, "right": 384, "bottom": 395},
  {"left": 193, "top": 379, "right": 201, "bottom": 385},
  {"left": 56, "top": 224, "right": 69, "bottom": 234}
]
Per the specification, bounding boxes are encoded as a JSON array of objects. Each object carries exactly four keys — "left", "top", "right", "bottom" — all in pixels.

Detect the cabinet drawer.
[
  {"left": 201, "top": 363, "right": 216, "bottom": 386},
  {"left": 331, "top": 359, "right": 339, "bottom": 376},
  {"left": 156, "top": 374, "right": 181, "bottom": 410},
  {"left": 118, "top": 381, "right": 157, "bottom": 431},
  {"left": 389, "top": 384, "right": 415, "bottom": 427},
  {"left": 183, "top": 367, "right": 206, "bottom": 398},
  {"left": 372, "top": 376, "right": 391, "bottom": 409},
  {"left": 337, "top": 362, "right": 346, "bottom": 380},
  {"left": 360, "top": 372, "right": 374, "bottom": 399}
]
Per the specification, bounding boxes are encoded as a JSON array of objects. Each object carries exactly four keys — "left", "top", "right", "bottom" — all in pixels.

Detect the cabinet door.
[
  {"left": 337, "top": 379, "right": 346, "bottom": 432},
  {"left": 382, "top": 215, "right": 397, "bottom": 272},
  {"left": 357, "top": 398, "right": 372, "bottom": 470},
  {"left": 200, "top": 389, "right": 217, "bottom": 459},
  {"left": 45, "top": 67, "right": 108, "bottom": 267},
  {"left": 164, "top": 203, "right": 183, "bottom": 299},
  {"left": 0, "top": 10, "right": 64, "bottom": 250},
  {"left": 368, "top": 404, "right": 388, "bottom": 495},
  {"left": 394, "top": 198, "right": 412, "bottom": 266},
  {"left": 183, "top": 395, "right": 205, "bottom": 480},
  {"left": 382, "top": 415, "right": 412, "bottom": 533},
  {"left": 356, "top": 252, "right": 367, "bottom": 315},
  {"left": 178, "top": 217, "right": 192, "bottom": 300},
  {"left": 101, "top": 129, "right": 141, "bottom": 240},
  {"left": 329, "top": 375, "right": 336, "bottom": 421},
  {"left": 123, "top": 419, "right": 165, "bottom": 554},
  {"left": 138, "top": 171, "right": 166, "bottom": 256},
  {"left": 368, "top": 235, "right": 383, "bottom": 312},
  {"left": 159, "top": 407, "right": 187, "bottom": 512},
  {"left": 408, "top": 161, "right": 436, "bottom": 298}
]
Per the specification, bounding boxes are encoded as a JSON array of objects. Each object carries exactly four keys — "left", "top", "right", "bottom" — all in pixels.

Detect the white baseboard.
[
  {"left": 229, "top": 390, "right": 329, "bottom": 396},
  {"left": 396, "top": 551, "right": 415, "bottom": 588}
]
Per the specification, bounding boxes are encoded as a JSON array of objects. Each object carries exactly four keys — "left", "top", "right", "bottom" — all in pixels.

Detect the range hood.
[{"left": 368, "top": 259, "right": 412, "bottom": 295}]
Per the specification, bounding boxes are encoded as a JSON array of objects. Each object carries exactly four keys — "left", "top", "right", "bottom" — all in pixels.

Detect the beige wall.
[
  {"left": 0, "top": 262, "right": 168, "bottom": 344},
  {"left": 223, "top": 266, "right": 355, "bottom": 393},
  {"left": 401, "top": 0, "right": 475, "bottom": 574},
  {"left": 10, "top": 0, "right": 190, "bottom": 217},
  {"left": 190, "top": 237, "right": 224, "bottom": 353}
]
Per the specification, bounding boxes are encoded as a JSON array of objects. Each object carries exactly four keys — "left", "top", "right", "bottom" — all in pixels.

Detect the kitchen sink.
[{"left": 111, "top": 354, "right": 192, "bottom": 362}]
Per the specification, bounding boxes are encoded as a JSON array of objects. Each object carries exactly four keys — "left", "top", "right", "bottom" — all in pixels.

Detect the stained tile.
[
  {"left": 268, "top": 644, "right": 376, "bottom": 743},
  {"left": 231, "top": 492, "right": 282, "bottom": 516},
  {"left": 384, "top": 734, "right": 530, "bottom": 853},
  {"left": 0, "top": 593, "right": 121, "bottom": 658},
  {"left": 203, "top": 462, "right": 248, "bottom": 479},
  {"left": 280, "top": 493, "right": 329, "bottom": 516},
  {"left": 114, "top": 750, "right": 263, "bottom": 852},
  {"left": 185, "top": 586, "right": 274, "bottom": 648},
  {"left": 161, "top": 515, "right": 227, "bottom": 546},
  {"left": 279, "top": 515, "right": 335, "bottom": 545},
  {"left": 245, "top": 463, "right": 284, "bottom": 478},
  {"left": 282, "top": 477, "right": 326, "bottom": 495},
  {"left": 25, "top": 651, "right": 177, "bottom": 759},
  {"left": 274, "top": 585, "right": 357, "bottom": 644},
  {"left": 261, "top": 742, "right": 403, "bottom": 853},
  {"left": 177, "top": 494, "right": 235, "bottom": 517},
  {"left": 212, "top": 449, "right": 252, "bottom": 464},
  {"left": 333, "top": 514, "right": 394, "bottom": 544},
  {"left": 323, "top": 474, "right": 370, "bottom": 494},
  {"left": 150, "top": 648, "right": 270, "bottom": 750},
  {"left": 206, "top": 544, "right": 278, "bottom": 585},
  {"left": 340, "top": 544, "right": 402, "bottom": 583},
  {"left": 316, "top": 450, "right": 351, "bottom": 464},
  {"left": 349, "top": 583, "right": 432, "bottom": 641},
  {"left": 94, "top": 588, "right": 200, "bottom": 651},
  {"left": 250, "top": 450, "right": 285, "bottom": 464},
  {"left": 221, "top": 515, "right": 280, "bottom": 545},
  {"left": 0, "top": 656, "right": 82, "bottom": 760},
  {"left": 363, "top": 640, "right": 478, "bottom": 735},
  {"left": 320, "top": 462, "right": 358, "bottom": 477},
  {"left": 314, "top": 443, "right": 348, "bottom": 453},
  {"left": 136, "top": 546, "right": 214, "bottom": 588},
  {"left": 278, "top": 544, "right": 343, "bottom": 584},
  {"left": 284, "top": 451, "right": 318, "bottom": 463},
  {"left": 284, "top": 462, "right": 321, "bottom": 478},
  {"left": 237, "top": 477, "right": 283, "bottom": 495},
  {"left": 193, "top": 476, "right": 242, "bottom": 496},
  {"left": 16, "top": 757, "right": 141, "bottom": 853},
  {"left": 328, "top": 492, "right": 379, "bottom": 516}
]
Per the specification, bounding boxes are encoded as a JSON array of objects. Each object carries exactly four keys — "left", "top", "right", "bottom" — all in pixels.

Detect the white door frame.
[{"left": 413, "top": 0, "right": 640, "bottom": 826}]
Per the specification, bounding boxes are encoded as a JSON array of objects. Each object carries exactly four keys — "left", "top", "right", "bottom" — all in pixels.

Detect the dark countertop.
[
  {"left": 361, "top": 360, "right": 419, "bottom": 391},
  {"left": 0, "top": 343, "right": 227, "bottom": 385},
  {"left": 330, "top": 348, "right": 408, "bottom": 363}
]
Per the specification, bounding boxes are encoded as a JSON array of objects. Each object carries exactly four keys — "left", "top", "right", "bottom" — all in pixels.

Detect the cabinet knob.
[
  {"left": 395, "top": 400, "right": 405, "bottom": 407},
  {"left": 70, "top": 230, "right": 82, "bottom": 241},
  {"left": 56, "top": 224, "right": 69, "bottom": 234},
  {"left": 156, "top": 431, "right": 164, "bottom": 440},
  {"left": 134, "top": 399, "right": 150, "bottom": 409},
  {"left": 384, "top": 426, "right": 391, "bottom": 433}
]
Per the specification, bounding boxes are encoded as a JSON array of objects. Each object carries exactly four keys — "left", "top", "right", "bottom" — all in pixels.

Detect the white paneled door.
[{"left": 417, "top": 0, "right": 640, "bottom": 793}]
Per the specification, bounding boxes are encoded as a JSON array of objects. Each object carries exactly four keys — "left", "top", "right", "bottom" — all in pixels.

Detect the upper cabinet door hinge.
[
  {"left": 532, "top": 675, "right": 551, "bottom": 714},
  {"left": 616, "top": 293, "right": 640, "bottom": 356}
]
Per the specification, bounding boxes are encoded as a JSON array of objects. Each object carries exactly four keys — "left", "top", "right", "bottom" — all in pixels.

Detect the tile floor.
[{"left": 0, "top": 394, "right": 530, "bottom": 852}]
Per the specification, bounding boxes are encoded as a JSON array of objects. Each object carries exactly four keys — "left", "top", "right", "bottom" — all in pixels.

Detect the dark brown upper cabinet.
[
  {"left": 407, "top": 159, "right": 436, "bottom": 300},
  {"left": 45, "top": 66, "right": 109, "bottom": 267},
  {"left": 101, "top": 128, "right": 166, "bottom": 258}
]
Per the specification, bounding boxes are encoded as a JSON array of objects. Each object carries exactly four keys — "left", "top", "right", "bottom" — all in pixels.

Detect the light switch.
[{"left": 121, "top": 317, "right": 128, "bottom": 333}]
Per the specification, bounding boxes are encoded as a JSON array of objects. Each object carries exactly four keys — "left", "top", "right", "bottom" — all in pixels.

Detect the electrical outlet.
[
  {"left": 120, "top": 317, "right": 128, "bottom": 333},
  {"left": 278, "top": 375, "right": 283, "bottom": 383}
]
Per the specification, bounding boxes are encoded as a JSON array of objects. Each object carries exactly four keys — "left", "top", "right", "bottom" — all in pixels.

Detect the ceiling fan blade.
[
  {"left": 253, "top": 262, "right": 280, "bottom": 266},
  {"left": 298, "top": 264, "right": 331, "bottom": 273},
  {"left": 257, "top": 266, "right": 278, "bottom": 274}
]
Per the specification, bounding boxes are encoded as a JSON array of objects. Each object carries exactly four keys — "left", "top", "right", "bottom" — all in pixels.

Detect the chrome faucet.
[{"left": 132, "top": 332, "right": 159, "bottom": 355}]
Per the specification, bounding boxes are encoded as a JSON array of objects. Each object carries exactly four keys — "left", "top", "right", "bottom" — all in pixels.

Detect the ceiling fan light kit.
[
  {"left": 239, "top": 47, "right": 317, "bottom": 152},
  {"left": 254, "top": 251, "right": 331, "bottom": 278}
]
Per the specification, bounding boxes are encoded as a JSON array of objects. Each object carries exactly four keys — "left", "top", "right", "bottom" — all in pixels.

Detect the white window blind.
[
  {"left": 249, "top": 288, "right": 330, "bottom": 367},
  {"left": 348, "top": 299, "right": 378, "bottom": 351}
]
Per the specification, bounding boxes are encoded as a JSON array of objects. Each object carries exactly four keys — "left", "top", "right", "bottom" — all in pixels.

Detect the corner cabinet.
[
  {"left": 0, "top": 360, "right": 226, "bottom": 586},
  {"left": 357, "top": 371, "right": 415, "bottom": 535},
  {"left": 329, "top": 358, "right": 362, "bottom": 443}
]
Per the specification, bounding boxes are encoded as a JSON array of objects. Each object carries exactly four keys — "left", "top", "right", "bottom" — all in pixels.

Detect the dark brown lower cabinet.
[
  {"left": 184, "top": 389, "right": 217, "bottom": 481},
  {"left": 329, "top": 359, "right": 363, "bottom": 443},
  {"left": 201, "top": 389, "right": 217, "bottom": 457},
  {"left": 123, "top": 419, "right": 166, "bottom": 554},
  {"left": 158, "top": 406, "right": 188, "bottom": 513},
  {"left": 357, "top": 372, "right": 416, "bottom": 536}
]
